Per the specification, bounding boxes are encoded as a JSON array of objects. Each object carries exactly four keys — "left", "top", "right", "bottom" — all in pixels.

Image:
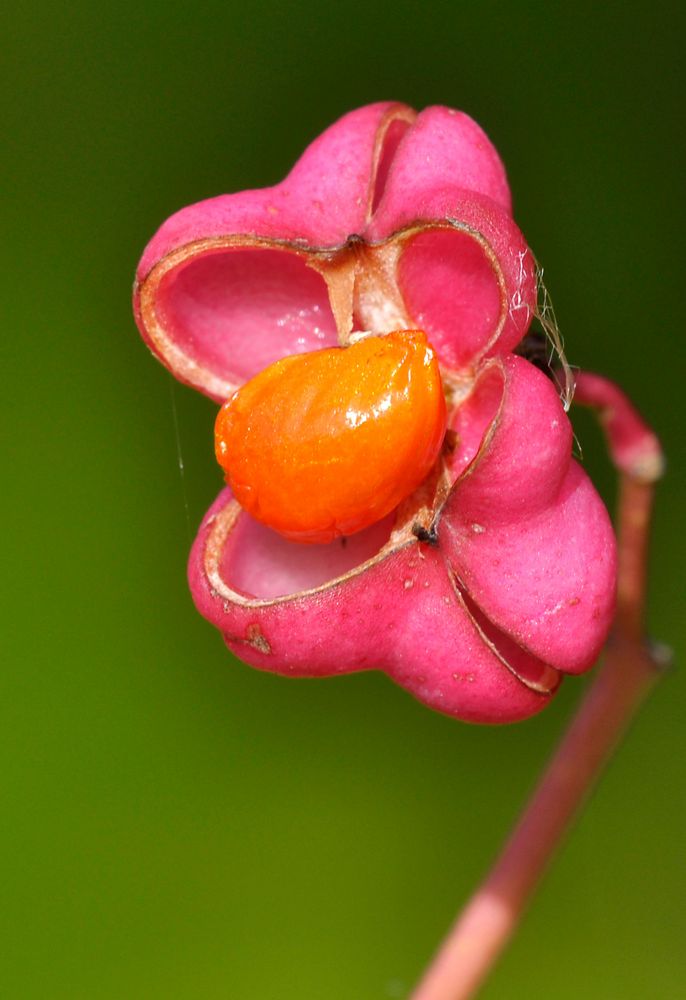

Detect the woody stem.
[{"left": 410, "top": 373, "right": 666, "bottom": 1000}]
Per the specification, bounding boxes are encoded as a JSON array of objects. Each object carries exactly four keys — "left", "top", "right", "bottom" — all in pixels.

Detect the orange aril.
[{"left": 215, "top": 330, "right": 447, "bottom": 543}]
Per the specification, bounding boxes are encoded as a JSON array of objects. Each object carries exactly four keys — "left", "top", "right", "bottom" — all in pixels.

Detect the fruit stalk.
[{"left": 410, "top": 376, "right": 666, "bottom": 1000}]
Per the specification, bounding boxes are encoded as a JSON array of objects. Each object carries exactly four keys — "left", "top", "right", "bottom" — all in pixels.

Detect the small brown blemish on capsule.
[
  {"left": 246, "top": 624, "right": 272, "bottom": 655},
  {"left": 442, "top": 428, "right": 458, "bottom": 454},
  {"left": 412, "top": 522, "right": 438, "bottom": 546}
]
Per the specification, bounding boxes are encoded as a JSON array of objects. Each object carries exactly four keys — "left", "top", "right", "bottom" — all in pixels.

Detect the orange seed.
[{"left": 214, "top": 330, "right": 447, "bottom": 543}]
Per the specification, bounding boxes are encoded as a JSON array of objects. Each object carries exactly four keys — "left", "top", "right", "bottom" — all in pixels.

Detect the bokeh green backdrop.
[{"left": 4, "top": 2, "right": 685, "bottom": 997}]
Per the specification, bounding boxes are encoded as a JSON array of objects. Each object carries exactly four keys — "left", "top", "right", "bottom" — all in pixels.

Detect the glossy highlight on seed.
[{"left": 214, "top": 330, "right": 447, "bottom": 543}]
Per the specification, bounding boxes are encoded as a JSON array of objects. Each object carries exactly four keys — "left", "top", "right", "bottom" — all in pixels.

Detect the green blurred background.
[{"left": 4, "top": 2, "right": 685, "bottom": 997}]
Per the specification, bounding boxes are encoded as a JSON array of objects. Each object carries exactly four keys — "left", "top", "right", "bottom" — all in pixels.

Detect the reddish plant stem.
[{"left": 411, "top": 378, "right": 665, "bottom": 1000}]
